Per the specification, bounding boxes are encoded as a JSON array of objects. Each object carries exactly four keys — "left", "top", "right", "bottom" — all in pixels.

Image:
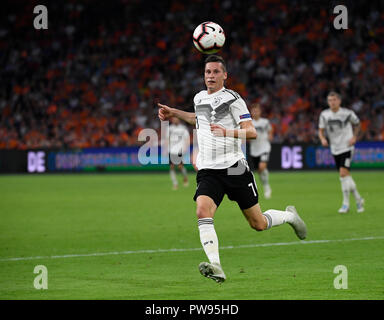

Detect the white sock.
[
  {"left": 259, "top": 169, "right": 270, "bottom": 188},
  {"left": 346, "top": 175, "right": 361, "bottom": 201},
  {"left": 340, "top": 176, "right": 350, "bottom": 206},
  {"left": 170, "top": 168, "right": 178, "bottom": 186},
  {"left": 263, "top": 209, "right": 295, "bottom": 229},
  {"left": 198, "top": 218, "right": 220, "bottom": 265}
]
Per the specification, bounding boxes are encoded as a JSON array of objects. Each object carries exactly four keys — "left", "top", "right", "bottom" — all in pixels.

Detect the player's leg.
[
  {"left": 340, "top": 169, "right": 364, "bottom": 213},
  {"left": 195, "top": 195, "right": 226, "bottom": 282},
  {"left": 335, "top": 153, "right": 350, "bottom": 213},
  {"left": 258, "top": 160, "right": 271, "bottom": 199},
  {"left": 169, "top": 161, "right": 178, "bottom": 190},
  {"left": 241, "top": 203, "right": 268, "bottom": 231},
  {"left": 193, "top": 171, "right": 226, "bottom": 282},
  {"left": 242, "top": 203, "right": 307, "bottom": 240},
  {"left": 344, "top": 151, "right": 364, "bottom": 212},
  {"left": 229, "top": 160, "right": 306, "bottom": 239},
  {"left": 337, "top": 151, "right": 363, "bottom": 213},
  {"left": 178, "top": 162, "right": 189, "bottom": 187},
  {"left": 339, "top": 167, "right": 350, "bottom": 212},
  {"left": 347, "top": 174, "right": 364, "bottom": 212},
  {"left": 196, "top": 195, "right": 219, "bottom": 265}
]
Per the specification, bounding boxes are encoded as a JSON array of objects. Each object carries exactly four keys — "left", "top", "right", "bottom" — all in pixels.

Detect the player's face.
[
  {"left": 252, "top": 107, "right": 261, "bottom": 119},
  {"left": 204, "top": 62, "right": 227, "bottom": 94},
  {"left": 327, "top": 95, "right": 341, "bottom": 111}
]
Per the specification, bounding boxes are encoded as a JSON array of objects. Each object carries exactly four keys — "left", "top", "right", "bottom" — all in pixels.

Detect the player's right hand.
[
  {"left": 320, "top": 138, "right": 328, "bottom": 147},
  {"left": 158, "top": 103, "right": 173, "bottom": 121}
]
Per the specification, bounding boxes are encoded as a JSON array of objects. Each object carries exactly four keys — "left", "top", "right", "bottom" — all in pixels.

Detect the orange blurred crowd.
[{"left": 1, "top": 0, "right": 383, "bottom": 149}]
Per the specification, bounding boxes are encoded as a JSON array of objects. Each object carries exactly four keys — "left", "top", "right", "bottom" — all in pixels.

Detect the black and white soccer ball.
[{"left": 193, "top": 22, "right": 225, "bottom": 54}]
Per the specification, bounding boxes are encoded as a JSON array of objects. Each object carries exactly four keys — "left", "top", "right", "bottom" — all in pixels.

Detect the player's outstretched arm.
[{"left": 158, "top": 103, "right": 196, "bottom": 125}]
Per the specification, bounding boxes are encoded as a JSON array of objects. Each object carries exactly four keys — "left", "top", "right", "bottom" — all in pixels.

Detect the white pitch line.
[{"left": 1, "top": 236, "right": 383, "bottom": 262}]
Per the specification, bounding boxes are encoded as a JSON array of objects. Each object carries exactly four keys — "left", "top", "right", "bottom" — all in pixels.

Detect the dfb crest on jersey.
[{"left": 212, "top": 97, "right": 222, "bottom": 107}]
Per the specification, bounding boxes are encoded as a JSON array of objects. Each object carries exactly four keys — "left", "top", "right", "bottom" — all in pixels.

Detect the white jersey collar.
[{"left": 207, "top": 86, "right": 226, "bottom": 96}]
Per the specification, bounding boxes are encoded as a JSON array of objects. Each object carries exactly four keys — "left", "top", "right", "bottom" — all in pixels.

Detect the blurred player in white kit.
[
  {"left": 248, "top": 103, "right": 273, "bottom": 199},
  {"left": 318, "top": 91, "right": 364, "bottom": 213},
  {"left": 167, "top": 116, "right": 190, "bottom": 190}
]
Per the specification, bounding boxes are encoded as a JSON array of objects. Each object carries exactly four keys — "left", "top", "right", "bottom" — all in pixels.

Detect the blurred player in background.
[
  {"left": 249, "top": 103, "right": 273, "bottom": 199},
  {"left": 318, "top": 91, "right": 364, "bottom": 213},
  {"left": 158, "top": 55, "right": 307, "bottom": 283},
  {"left": 167, "top": 116, "right": 190, "bottom": 190}
]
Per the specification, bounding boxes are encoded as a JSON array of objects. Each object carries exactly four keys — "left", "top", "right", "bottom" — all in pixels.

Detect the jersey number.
[{"left": 248, "top": 182, "right": 257, "bottom": 197}]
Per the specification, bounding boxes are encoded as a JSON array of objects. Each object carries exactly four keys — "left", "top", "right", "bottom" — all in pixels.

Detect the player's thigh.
[
  {"left": 241, "top": 203, "right": 267, "bottom": 231},
  {"left": 196, "top": 195, "right": 217, "bottom": 219},
  {"left": 194, "top": 170, "right": 224, "bottom": 218},
  {"left": 225, "top": 162, "right": 259, "bottom": 210},
  {"left": 334, "top": 152, "right": 351, "bottom": 177}
]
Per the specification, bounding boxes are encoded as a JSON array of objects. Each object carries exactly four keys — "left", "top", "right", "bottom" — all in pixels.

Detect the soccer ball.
[{"left": 193, "top": 22, "right": 225, "bottom": 54}]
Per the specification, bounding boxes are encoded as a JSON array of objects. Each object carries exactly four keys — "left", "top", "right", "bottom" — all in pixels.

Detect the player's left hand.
[
  {"left": 210, "top": 123, "right": 226, "bottom": 137},
  {"left": 348, "top": 136, "right": 357, "bottom": 146}
]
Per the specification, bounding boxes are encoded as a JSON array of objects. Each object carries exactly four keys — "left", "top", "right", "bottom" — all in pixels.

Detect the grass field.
[{"left": 0, "top": 171, "right": 383, "bottom": 300}]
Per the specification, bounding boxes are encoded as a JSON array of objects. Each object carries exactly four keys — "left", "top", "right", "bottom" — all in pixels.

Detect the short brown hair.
[
  {"left": 204, "top": 55, "right": 227, "bottom": 73},
  {"left": 327, "top": 91, "right": 341, "bottom": 100},
  {"left": 251, "top": 103, "right": 261, "bottom": 110}
]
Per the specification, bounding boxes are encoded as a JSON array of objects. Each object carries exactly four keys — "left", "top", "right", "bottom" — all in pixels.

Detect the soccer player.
[
  {"left": 248, "top": 103, "right": 273, "bottom": 199},
  {"left": 158, "top": 55, "right": 307, "bottom": 283},
  {"left": 318, "top": 91, "right": 364, "bottom": 213},
  {"left": 167, "top": 116, "right": 190, "bottom": 190}
]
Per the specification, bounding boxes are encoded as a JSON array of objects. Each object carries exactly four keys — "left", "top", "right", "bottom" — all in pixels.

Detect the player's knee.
[
  {"left": 249, "top": 219, "right": 265, "bottom": 232},
  {"left": 196, "top": 205, "right": 211, "bottom": 219},
  {"left": 196, "top": 196, "right": 217, "bottom": 219},
  {"left": 252, "top": 224, "right": 265, "bottom": 232},
  {"left": 339, "top": 168, "right": 349, "bottom": 177}
]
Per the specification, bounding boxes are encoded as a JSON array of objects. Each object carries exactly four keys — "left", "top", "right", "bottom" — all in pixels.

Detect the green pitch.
[{"left": 0, "top": 171, "right": 383, "bottom": 300}]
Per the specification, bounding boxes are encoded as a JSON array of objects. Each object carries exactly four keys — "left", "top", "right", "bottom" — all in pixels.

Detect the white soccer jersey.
[
  {"left": 319, "top": 107, "right": 360, "bottom": 155},
  {"left": 249, "top": 118, "right": 272, "bottom": 157},
  {"left": 193, "top": 87, "right": 251, "bottom": 170},
  {"left": 168, "top": 123, "right": 190, "bottom": 155}
]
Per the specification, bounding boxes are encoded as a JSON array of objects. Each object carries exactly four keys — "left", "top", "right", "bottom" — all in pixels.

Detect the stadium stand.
[{"left": 1, "top": 0, "right": 383, "bottom": 149}]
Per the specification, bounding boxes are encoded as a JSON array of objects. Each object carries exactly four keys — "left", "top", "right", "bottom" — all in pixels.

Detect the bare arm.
[
  {"left": 318, "top": 128, "right": 328, "bottom": 147},
  {"left": 268, "top": 125, "right": 273, "bottom": 141},
  {"left": 210, "top": 120, "right": 257, "bottom": 140},
  {"left": 349, "top": 123, "right": 360, "bottom": 146},
  {"left": 158, "top": 103, "right": 196, "bottom": 125}
]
